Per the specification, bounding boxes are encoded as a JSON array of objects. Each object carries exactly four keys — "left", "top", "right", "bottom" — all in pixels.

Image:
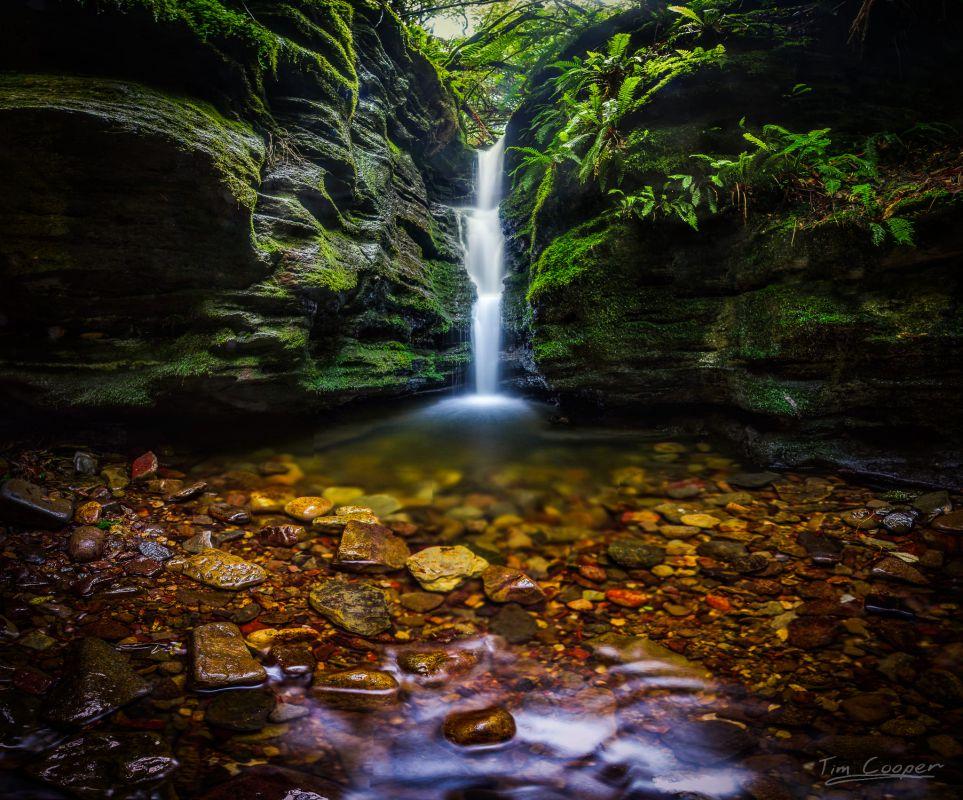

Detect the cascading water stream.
[{"left": 464, "top": 138, "right": 506, "bottom": 396}]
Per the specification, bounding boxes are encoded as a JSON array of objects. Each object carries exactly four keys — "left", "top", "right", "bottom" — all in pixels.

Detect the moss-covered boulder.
[
  {"left": 0, "top": 0, "right": 474, "bottom": 416},
  {"left": 503, "top": 0, "right": 963, "bottom": 481}
]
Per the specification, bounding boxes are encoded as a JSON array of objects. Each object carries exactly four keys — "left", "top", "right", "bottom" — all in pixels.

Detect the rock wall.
[
  {"left": 503, "top": 1, "right": 963, "bottom": 483},
  {"left": 0, "top": 0, "right": 474, "bottom": 416}
]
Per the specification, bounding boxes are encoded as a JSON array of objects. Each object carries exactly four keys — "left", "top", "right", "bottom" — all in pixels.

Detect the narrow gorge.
[{"left": 1, "top": 3, "right": 962, "bottom": 800}]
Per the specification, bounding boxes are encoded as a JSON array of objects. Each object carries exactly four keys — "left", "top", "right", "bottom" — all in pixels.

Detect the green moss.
[
  {"left": 90, "top": 0, "right": 284, "bottom": 69},
  {"left": 301, "top": 339, "right": 414, "bottom": 392},
  {"left": 730, "top": 374, "right": 817, "bottom": 417},
  {"left": 527, "top": 217, "right": 616, "bottom": 303},
  {"left": 300, "top": 339, "right": 468, "bottom": 394},
  {"left": 727, "top": 283, "right": 858, "bottom": 361}
]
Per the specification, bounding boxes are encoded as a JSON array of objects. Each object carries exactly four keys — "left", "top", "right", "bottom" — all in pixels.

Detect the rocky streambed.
[{"left": 0, "top": 398, "right": 961, "bottom": 799}]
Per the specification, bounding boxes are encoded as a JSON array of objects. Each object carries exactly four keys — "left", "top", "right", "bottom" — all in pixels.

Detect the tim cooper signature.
[{"left": 817, "top": 756, "right": 945, "bottom": 786}]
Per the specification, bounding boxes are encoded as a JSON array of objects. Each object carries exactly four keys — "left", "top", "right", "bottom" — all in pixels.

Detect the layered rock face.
[
  {"left": 503, "top": 1, "right": 963, "bottom": 481},
  {"left": 0, "top": 0, "right": 473, "bottom": 416}
]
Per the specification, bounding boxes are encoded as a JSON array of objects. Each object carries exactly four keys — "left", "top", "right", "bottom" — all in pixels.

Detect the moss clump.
[
  {"left": 303, "top": 263, "right": 356, "bottom": 292},
  {"left": 730, "top": 374, "right": 819, "bottom": 418},
  {"left": 301, "top": 339, "right": 467, "bottom": 394},
  {"left": 92, "top": 0, "right": 284, "bottom": 68},
  {"left": 301, "top": 340, "right": 415, "bottom": 393},
  {"left": 727, "top": 283, "right": 858, "bottom": 361},
  {"left": 527, "top": 217, "right": 617, "bottom": 303}
]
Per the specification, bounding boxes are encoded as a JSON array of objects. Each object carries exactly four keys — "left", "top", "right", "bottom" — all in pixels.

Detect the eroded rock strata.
[{"left": 0, "top": 0, "right": 473, "bottom": 415}]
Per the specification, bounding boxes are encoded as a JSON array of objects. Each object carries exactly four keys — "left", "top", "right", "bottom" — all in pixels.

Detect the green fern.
[{"left": 885, "top": 217, "right": 915, "bottom": 246}]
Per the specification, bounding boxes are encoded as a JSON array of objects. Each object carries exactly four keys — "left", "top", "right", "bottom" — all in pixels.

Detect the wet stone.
[
  {"left": 46, "top": 637, "right": 150, "bottom": 727},
  {"left": 270, "top": 702, "right": 310, "bottom": 723},
  {"left": 482, "top": 565, "right": 545, "bottom": 605},
  {"left": 260, "top": 524, "right": 304, "bottom": 546},
  {"left": 607, "top": 539, "right": 664, "bottom": 569},
  {"left": 406, "top": 545, "right": 489, "bottom": 592},
  {"left": 841, "top": 508, "right": 878, "bottom": 530},
  {"left": 400, "top": 591, "right": 445, "bottom": 612},
  {"left": 586, "top": 632, "right": 699, "bottom": 672},
  {"left": 308, "top": 579, "right": 391, "bottom": 636},
  {"left": 731, "top": 553, "right": 769, "bottom": 574},
  {"left": 680, "top": 513, "right": 720, "bottom": 529},
  {"left": 182, "top": 530, "right": 215, "bottom": 553},
  {"left": 444, "top": 706, "right": 516, "bottom": 747},
  {"left": 209, "top": 503, "right": 251, "bottom": 525},
  {"left": 872, "top": 556, "right": 927, "bottom": 585},
  {"left": 818, "top": 734, "right": 908, "bottom": 760},
  {"left": 270, "top": 641, "right": 316, "bottom": 676},
  {"left": 169, "top": 481, "right": 207, "bottom": 502},
  {"left": 334, "top": 520, "right": 410, "bottom": 572},
  {"left": 73, "top": 451, "right": 98, "bottom": 475},
  {"left": 797, "top": 531, "right": 841, "bottom": 565},
  {"left": 658, "top": 524, "right": 701, "bottom": 539},
  {"left": 397, "top": 649, "right": 477, "bottom": 684},
  {"left": 490, "top": 603, "right": 537, "bottom": 644},
  {"left": 696, "top": 540, "right": 747, "bottom": 562},
  {"left": 75, "top": 500, "right": 102, "bottom": 524},
  {"left": 130, "top": 451, "right": 158, "bottom": 481},
  {"left": 137, "top": 539, "right": 172, "bottom": 561},
  {"left": 313, "top": 667, "right": 399, "bottom": 710},
  {"left": 192, "top": 621, "right": 266, "bottom": 689},
  {"left": 31, "top": 732, "right": 176, "bottom": 799},
  {"left": 0, "top": 478, "right": 74, "bottom": 529},
  {"left": 68, "top": 526, "right": 106, "bottom": 562},
  {"left": 205, "top": 688, "right": 274, "bottom": 732},
  {"left": 912, "top": 490, "right": 950, "bottom": 516},
  {"left": 882, "top": 510, "right": 917, "bottom": 535},
  {"left": 182, "top": 549, "right": 267, "bottom": 590},
  {"left": 19, "top": 630, "right": 56, "bottom": 650},
  {"left": 101, "top": 466, "right": 129, "bottom": 491},
  {"left": 932, "top": 510, "right": 963, "bottom": 532},
  {"left": 284, "top": 496, "right": 333, "bottom": 522},
  {"left": 667, "top": 719, "right": 753, "bottom": 763}
]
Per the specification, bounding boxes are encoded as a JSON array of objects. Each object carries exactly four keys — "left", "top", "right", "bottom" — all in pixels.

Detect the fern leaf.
[
  {"left": 668, "top": 5, "right": 704, "bottom": 25},
  {"left": 885, "top": 217, "right": 915, "bottom": 246}
]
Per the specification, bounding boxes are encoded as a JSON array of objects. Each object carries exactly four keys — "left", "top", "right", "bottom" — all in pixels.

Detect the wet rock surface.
[
  {"left": 481, "top": 565, "right": 545, "bottom": 605},
  {"left": 0, "top": 423, "right": 962, "bottom": 798},
  {"left": 407, "top": 545, "right": 489, "bottom": 592},
  {"left": 308, "top": 579, "right": 391, "bottom": 637},
  {"left": 68, "top": 526, "right": 106, "bottom": 562},
  {"left": 313, "top": 668, "right": 399, "bottom": 711},
  {"left": 443, "top": 706, "right": 516, "bottom": 746},
  {"left": 0, "top": 478, "right": 73, "bottom": 529},
  {"left": 46, "top": 637, "right": 150, "bottom": 727},
  {"left": 205, "top": 688, "right": 275, "bottom": 732},
  {"left": 192, "top": 622, "right": 266, "bottom": 689},
  {"left": 182, "top": 549, "right": 267, "bottom": 590},
  {"left": 31, "top": 732, "right": 177, "bottom": 798},
  {"left": 334, "top": 520, "right": 410, "bottom": 573}
]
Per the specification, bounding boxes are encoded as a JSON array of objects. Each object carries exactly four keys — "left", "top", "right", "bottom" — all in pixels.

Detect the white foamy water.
[{"left": 464, "top": 138, "right": 506, "bottom": 395}]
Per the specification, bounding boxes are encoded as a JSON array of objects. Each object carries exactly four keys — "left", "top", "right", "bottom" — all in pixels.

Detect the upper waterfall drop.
[{"left": 464, "top": 138, "right": 507, "bottom": 396}]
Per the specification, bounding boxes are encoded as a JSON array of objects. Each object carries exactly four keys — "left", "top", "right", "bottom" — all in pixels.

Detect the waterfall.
[{"left": 464, "top": 138, "right": 506, "bottom": 395}]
